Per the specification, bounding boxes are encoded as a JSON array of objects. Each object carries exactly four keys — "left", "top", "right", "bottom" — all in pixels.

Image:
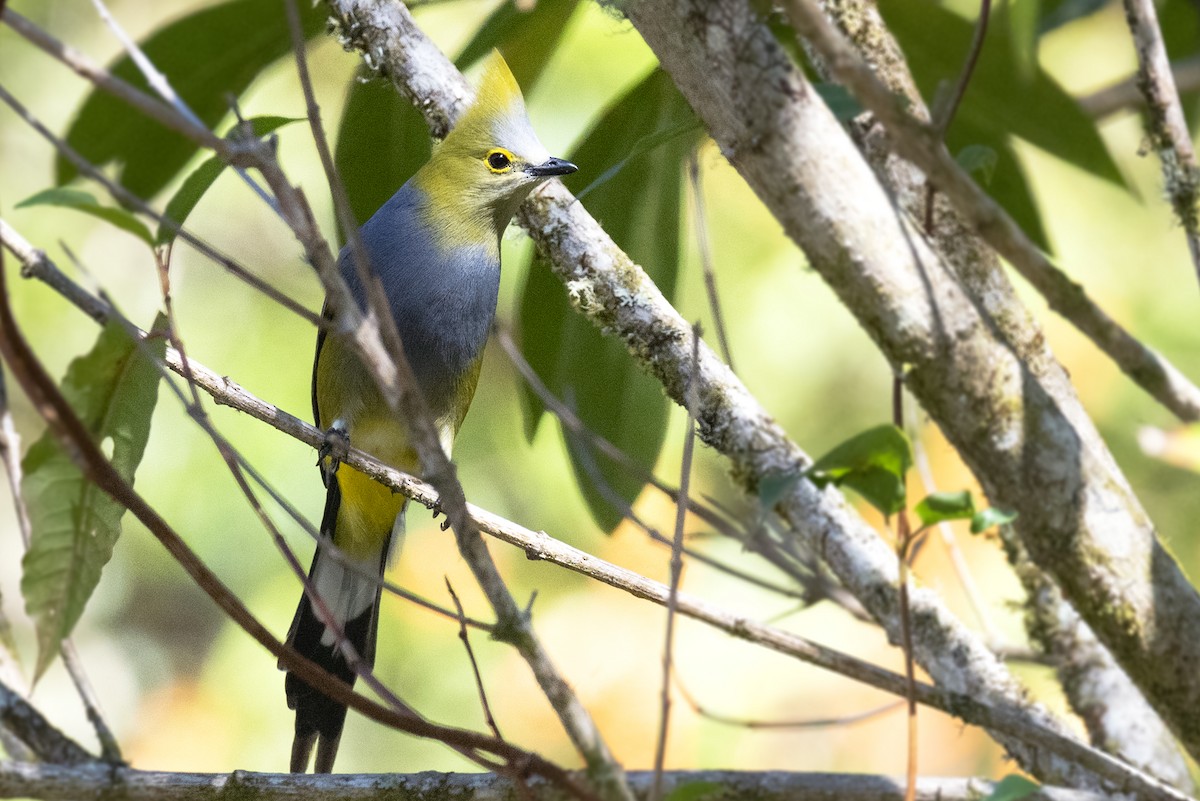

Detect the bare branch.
[
  {"left": 781, "top": 0, "right": 1200, "bottom": 423},
  {"left": 1119, "top": 0, "right": 1200, "bottom": 286},
  {"left": 1082, "top": 55, "right": 1200, "bottom": 119},
  {"left": 624, "top": 0, "right": 1200, "bottom": 769},
  {"left": 0, "top": 764, "right": 1123, "bottom": 801},
  {"left": 324, "top": 0, "right": 1136, "bottom": 787},
  {"left": 3, "top": 220, "right": 1188, "bottom": 801}
]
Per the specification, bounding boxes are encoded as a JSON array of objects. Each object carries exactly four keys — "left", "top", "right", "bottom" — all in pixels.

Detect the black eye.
[{"left": 487, "top": 151, "right": 511, "bottom": 170}]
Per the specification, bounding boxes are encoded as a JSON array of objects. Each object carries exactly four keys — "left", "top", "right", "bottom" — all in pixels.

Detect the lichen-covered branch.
[
  {"left": 1120, "top": 0, "right": 1200, "bottom": 288},
  {"left": 1001, "top": 532, "right": 1192, "bottom": 791},
  {"left": 0, "top": 764, "right": 1121, "bottom": 801},
  {"left": 623, "top": 0, "right": 1200, "bottom": 764},
  {"left": 9, "top": 218, "right": 1186, "bottom": 801},
  {"left": 323, "top": 0, "right": 1115, "bottom": 787},
  {"left": 809, "top": 0, "right": 1193, "bottom": 782}
]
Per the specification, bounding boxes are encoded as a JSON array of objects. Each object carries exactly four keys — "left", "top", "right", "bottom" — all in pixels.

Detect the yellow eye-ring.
[{"left": 485, "top": 148, "right": 514, "bottom": 173}]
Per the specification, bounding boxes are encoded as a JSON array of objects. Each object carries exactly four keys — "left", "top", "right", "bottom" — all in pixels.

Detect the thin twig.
[
  {"left": 0, "top": 678, "right": 93, "bottom": 765},
  {"left": 445, "top": 580, "right": 503, "bottom": 742},
  {"left": 779, "top": 0, "right": 1200, "bottom": 423},
  {"left": 674, "top": 671, "right": 903, "bottom": 730},
  {"left": 0, "top": 248, "right": 596, "bottom": 800},
  {"left": 85, "top": 0, "right": 278, "bottom": 213},
  {"left": 1082, "top": 54, "right": 1200, "bottom": 119},
  {"left": 1120, "top": 0, "right": 1200, "bottom": 289},
  {"left": 910, "top": 437, "right": 999, "bottom": 645},
  {"left": 650, "top": 324, "right": 701, "bottom": 801},
  {"left": 0, "top": 81, "right": 321, "bottom": 327},
  {"left": 496, "top": 325, "right": 740, "bottom": 542},
  {"left": 687, "top": 155, "right": 734, "bottom": 370},
  {"left": 922, "top": 0, "right": 991, "bottom": 233},
  {"left": 891, "top": 382, "right": 917, "bottom": 801}
]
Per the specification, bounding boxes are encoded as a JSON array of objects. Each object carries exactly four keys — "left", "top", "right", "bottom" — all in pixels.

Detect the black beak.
[{"left": 526, "top": 157, "right": 578, "bottom": 177}]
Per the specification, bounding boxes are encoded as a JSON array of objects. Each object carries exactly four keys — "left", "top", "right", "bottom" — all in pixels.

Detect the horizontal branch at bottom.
[{"left": 0, "top": 763, "right": 1113, "bottom": 801}]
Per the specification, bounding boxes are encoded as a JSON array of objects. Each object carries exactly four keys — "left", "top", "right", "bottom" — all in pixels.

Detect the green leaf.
[
  {"left": 914, "top": 490, "right": 976, "bottom": 527},
  {"left": 58, "top": 0, "right": 326, "bottom": 200},
  {"left": 334, "top": 67, "right": 432, "bottom": 239},
  {"left": 1039, "top": 0, "right": 1109, "bottom": 34},
  {"left": 957, "top": 144, "right": 999, "bottom": 185},
  {"left": 517, "top": 69, "right": 702, "bottom": 532},
  {"left": 1005, "top": 0, "right": 1041, "bottom": 83},
  {"left": 882, "top": 1, "right": 1125, "bottom": 248},
  {"left": 158, "top": 115, "right": 301, "bottom": 245},
  {"left": 971, "top": 506, "right": 1019, "bottom": 534},
  {"left": 663, "top": 781, "right": 722, "bottom": 801},
  {"left": 815, "top": 82, "right": 865, "bottom": 121},
  {"left": 21, "top": 315, "right": 167, "bottom": 679},
  {"left": 455, "top": 0, "right": 581, "bottom": 90},
  {"left": 17, "top": 188, "right": 153, "bottom": 246},
  {"left": 984, "top": 774, "right": 1040, "bottom": 801},
  {"left": 807, "top": 424, "right": 912, "bottom": 516}
]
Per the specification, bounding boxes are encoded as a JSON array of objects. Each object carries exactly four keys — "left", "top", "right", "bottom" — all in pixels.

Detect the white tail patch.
[{"left": 311, "top": 549, "right": 382, "bottom": 648}]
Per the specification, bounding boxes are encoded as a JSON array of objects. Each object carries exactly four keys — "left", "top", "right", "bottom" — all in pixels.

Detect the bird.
[{"left": 281, "top": 51, "right": 577, "bottom": 774}]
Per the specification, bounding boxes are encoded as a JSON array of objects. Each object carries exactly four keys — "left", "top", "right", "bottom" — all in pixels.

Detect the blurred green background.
[{"left": 1, "top": 0, "right": 1199, "bottom": 781}]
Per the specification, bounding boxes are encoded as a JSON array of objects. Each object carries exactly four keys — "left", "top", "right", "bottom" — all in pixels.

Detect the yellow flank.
[{"left": 334, "top": 464, "right": 405, "bottom": 559}]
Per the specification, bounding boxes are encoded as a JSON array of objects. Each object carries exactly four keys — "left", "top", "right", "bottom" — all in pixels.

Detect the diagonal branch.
[
  {"left": 324, "top": 0, "right": 1101, "bottom": 787},
  {"left": 628, "top": 0, "right": 1200, "bottom": 766},
  {"left": 3, "top": 223, "right": 1186, "bottom": 801},
  {"left": 1119, "top": 0, "right": 1200, "bottom": 288}
]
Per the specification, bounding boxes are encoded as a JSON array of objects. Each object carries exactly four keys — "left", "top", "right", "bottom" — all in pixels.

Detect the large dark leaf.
[
  {"left": 518, "top": 69, "right": 701, "bottom": 533},
  {"left": 883, "top": 1, "right": 1126, "bottom": 249},
  {"left": 21, "top": 316, "right": 167, "bottom": 678},
  {"left": 885, "top": 2, "right": 1123, "bottom": 184},
  {"left": 456, "top": 0, "right": 581, "bottom": 88},
  {"left": 333, "top": 0, "right": 580, "bottom": 239},
  {"left": 333, "top": 66, "right": 432, "bottom": 238},
  {"left": 57, "top": 0, "right": 325, "bottom": 200}
]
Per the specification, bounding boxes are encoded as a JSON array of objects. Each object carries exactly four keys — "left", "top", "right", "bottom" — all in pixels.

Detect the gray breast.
[{"left": 337, "top": 183, "right": 500, "bottom": 417}]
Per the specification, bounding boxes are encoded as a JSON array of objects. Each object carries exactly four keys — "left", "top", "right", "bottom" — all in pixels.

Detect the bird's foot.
[{"left": 317, "top": 421, "right": 350, "bottom": 481}]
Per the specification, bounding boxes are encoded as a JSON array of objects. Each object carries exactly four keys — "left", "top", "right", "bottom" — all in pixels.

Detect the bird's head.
[{"left": 415, "top": 51, "right": 576, "bottom": 250}]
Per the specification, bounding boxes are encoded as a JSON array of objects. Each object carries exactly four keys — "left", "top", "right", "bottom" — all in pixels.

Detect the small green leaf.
[
  {"left": 663, "top": 781, "right": 722, "bottom": 801},
  {"left": 971, "top": 507, "right": 1019, "bottom": 534},
  {"left": 21, "top": 315, "right": 167, "bottom": 678},
  {"left": 957, "top": 144, "right": 999, "bottom": 185},
  {"left": 807, "top": 424, "right": 912, "bottom": 516},
  {"left": 815, "top": 82, "right": 865, "bottom": 121},
  {"left": 984, "top": 774, "right": 1040, "bottom": 801},
  {"left": 17, "top": 188, "right": 153, "bottom": 246},
  {"left": 58, "top": 0, "right": 326, "bottom": 200},
  {"left": 757, "top": 471, "right": 803, "bottom": 510},
  {"left": 158, "top": 115, "right": 301, "bottom": 245},
  {"left": 914, "top": 490, "right": 976, "bottom": 526}
]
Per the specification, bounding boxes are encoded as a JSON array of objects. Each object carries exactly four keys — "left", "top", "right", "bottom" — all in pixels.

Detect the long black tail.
[{"left": 282, "top": 479, "right": 389, "bottom": 773}]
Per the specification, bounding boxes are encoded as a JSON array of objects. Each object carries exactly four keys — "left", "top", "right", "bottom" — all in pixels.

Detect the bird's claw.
[{"left": 318, "top": 423, "right": 350, "bottom": 482}]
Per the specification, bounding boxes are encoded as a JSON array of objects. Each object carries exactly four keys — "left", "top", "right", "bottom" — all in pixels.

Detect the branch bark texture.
[
  {"left": 0, "top": 764, "right": 1118, "bottom": 801},
  {"left": 624, "top": 0, "right": 1200, "bottom": 763},
  {"left": 319, "top": 0, "right": 1134, "bottom": 789}
]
